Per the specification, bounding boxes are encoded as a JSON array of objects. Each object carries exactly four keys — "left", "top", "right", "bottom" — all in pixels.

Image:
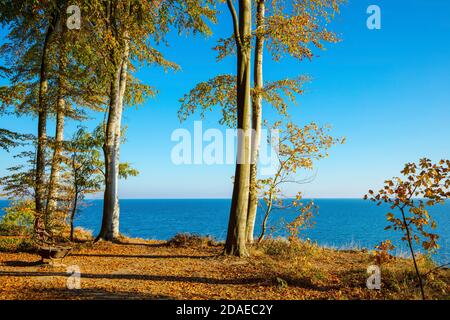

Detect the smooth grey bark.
[
  {"left": 36, "top": 12, "right": 59, "bottom": 224},
  {"left": 96, "top": 34, "right": 129, "bottom": 242},
  {"left": 224, "top": 0, "right": 252, "bottom": 257},
  {"left": 246, "top": 0, "right": 265, "bottom": 244},
  {"left": 97, "top": 62, "right": 121, "bottom": 241},
  {"left": 46, "top": 24, "right": 67, "bottom": 221},
  {"left": 112, "top": 33, "right": 129, "bottom": 237}
]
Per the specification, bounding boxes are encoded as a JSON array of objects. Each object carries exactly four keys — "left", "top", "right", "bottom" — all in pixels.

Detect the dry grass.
[
  {"left": 167, "top": 233, "right": 219, "bottom": 248},
  {"left": 0, "top": 237, "right": 448, "bottom": 300}
]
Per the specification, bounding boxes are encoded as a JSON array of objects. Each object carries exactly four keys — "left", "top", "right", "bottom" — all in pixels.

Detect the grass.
[
  {"left": 0, "top": 236, "right": 36, "bottom": 253},
  {"left": 0, "top": 227, "right": 93, "bottom": 253},
  {"left": 0, "top": 236, "right": 448, "bottom": 300},
  {"left": 253, "top": 237, "right": 449, "bottom": 299},
  {"left": 167, "top": 233, "right": 219, "bottom": 248}
]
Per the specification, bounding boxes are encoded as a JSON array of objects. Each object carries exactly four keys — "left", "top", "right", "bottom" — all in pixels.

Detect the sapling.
[{"left": 365, "top": 158, "right": 450, "bottom": 300}]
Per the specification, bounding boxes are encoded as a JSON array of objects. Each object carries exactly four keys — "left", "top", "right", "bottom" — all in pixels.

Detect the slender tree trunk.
[
  {"left": 401, "top": 208, "right": 426, "bottom": 300},
  {"left": 112, "top": 34, "right": 129, "bottom": 238},
  {"left": 257, "top": 194, "right": 272, "bottom": 244},
  {"left": 35, "top": 13, "right": 58, "bottom": 225},
  {"left": 46, "top": 25, "right": 68, "bottom": 223},
  {"left": 97, "top": 62, "right": 121, "bottom": 241},
  {"left": 70, "top": 193, "right": 78, "bottom": 242},
  {"left": 96, "top": 35, "right": 129, "bottom": 242},
  {"left": 224, "top": 0, "right": 252, "bottom": 257},
  {"left": 247, "top": 0, "right": 265, "bottom": 244}
]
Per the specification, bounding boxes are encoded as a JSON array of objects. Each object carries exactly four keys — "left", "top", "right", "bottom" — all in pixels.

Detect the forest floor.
[{"left": 0, "top": 236, "right": 449, "bottom": 300}]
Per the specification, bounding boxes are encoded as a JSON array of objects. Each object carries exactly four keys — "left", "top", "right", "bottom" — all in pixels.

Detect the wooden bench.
[{"left": 34, "top": 217, "right": 72, "bottom": 266}]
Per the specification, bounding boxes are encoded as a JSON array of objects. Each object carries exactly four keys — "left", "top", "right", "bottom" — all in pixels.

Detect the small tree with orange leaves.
[
  {"left": 365, "top": 158, "right": 450, "bottom": 300},
  {"left": 257, "top": 120, "right": 343, "bottom": 243}
]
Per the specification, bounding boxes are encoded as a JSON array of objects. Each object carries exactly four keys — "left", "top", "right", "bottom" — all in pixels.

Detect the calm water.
[{"left": 0, "top": 199, "right": 448, "bottom": 263}]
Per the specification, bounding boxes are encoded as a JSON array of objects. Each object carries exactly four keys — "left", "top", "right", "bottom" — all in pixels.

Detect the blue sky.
[{"left": 1, "top": 0, "right": 450, "bottom": 199}]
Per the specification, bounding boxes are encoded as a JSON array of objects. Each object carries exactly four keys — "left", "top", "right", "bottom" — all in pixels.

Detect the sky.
[{"left": 1, "top": 0, "right": 450, "bottom": 199}]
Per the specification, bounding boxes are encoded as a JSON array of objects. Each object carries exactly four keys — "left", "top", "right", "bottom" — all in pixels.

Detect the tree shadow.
[
  {"left": 2, "top": 260, "right": 44, "bottom": 267},
  {"left": 277, "top": 276, "right": 340, "bottom": 292},
  {"left": 112, "top": 240, "right": 167, "bottom": 248},
  {"left": 0, "top": 270, "right": 264, "bottom": 285},
  {"left": 26, "top": 287, "right": 175, "bottom": 300},
  {"left": 70, "top": 253, "right": 216, "bottom": 259}
]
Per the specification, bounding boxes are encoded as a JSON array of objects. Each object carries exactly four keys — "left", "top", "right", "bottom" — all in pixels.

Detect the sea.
[{"left": 0, "top": 199, "right": 448, "bottom": 264}]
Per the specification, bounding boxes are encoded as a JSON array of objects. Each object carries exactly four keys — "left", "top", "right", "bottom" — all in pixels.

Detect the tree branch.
[{"left": 226, "top": 0, "right": 242, "bottom": 48}]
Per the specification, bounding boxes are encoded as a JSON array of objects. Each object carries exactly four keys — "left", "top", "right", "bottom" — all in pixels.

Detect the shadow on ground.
[{"left": 0, "top": 270, "right": 265, "bottom": 285}]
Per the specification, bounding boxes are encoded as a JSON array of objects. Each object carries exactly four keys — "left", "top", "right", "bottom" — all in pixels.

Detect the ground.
[{"left": 0, "top": 237, "right": 448, "bottom": 300}]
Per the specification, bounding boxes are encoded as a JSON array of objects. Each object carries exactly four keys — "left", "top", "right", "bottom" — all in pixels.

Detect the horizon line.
[{"left": 0, "top": 197, "right": 366, "bottom": 201}]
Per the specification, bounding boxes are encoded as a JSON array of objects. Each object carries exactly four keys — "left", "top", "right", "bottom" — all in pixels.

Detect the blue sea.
[{"left": 0, "top": 199, "right": 448, "bottom": 263}]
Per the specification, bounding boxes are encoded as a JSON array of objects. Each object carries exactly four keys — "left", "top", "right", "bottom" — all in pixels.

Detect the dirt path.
[{"left": 0, "top": 239, "right": 447, "bottom": 300}]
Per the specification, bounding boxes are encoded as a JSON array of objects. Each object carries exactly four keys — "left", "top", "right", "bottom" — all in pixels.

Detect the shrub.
[
  {"left": 167, "top": 233, "right": 217, "bottom": 247},
  {"left": 54, "top": 226, "right": 93, "bottom": 242},
  {"left": 260, "top": 237, "right": 318, "bottom": 258},
  {"left": 0, "top": 200, "right": 35, "bottom": 236},
  {"left": 72, "top": 227, "right": 93, "bottom": 242},
  {"left": 260, "top": 237, "right": 291, "bottom": 256},
  {"left": 0, "top": 237, "right": 36, "bottom": 253},
  {"left": 373, "top": 240, "right": 396, "bottom": 265}
]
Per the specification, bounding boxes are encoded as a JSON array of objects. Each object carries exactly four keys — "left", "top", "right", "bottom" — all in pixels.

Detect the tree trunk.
[
  {"left": 35, "top": 12, "right": 58, "bottom": 225},
  {"left": 246, "top": 0, "right": 265, "bottom": 244},
  {"left": 112, "top": 34, "right": 129, "bottom": 238},
  {"left": 97, "top": 64, "right": 121, "bottom": 242},
  {"left": 224, "top": 0, "right": 252, "bottom": 257},
  {"left": 257, "top": 194, "right": 272, "bottom": 244},
  {"left": 70, "top": 192, "right": 78, "bottom": 242},
  {"left": 46, "top": 24, "right": 68, "bottom": 223},
  {"left": 401, "top": 208, "right": 426, "bottom": 300},
  {"left": 96, "top": 35, "right": 129, "bottom": 242}
]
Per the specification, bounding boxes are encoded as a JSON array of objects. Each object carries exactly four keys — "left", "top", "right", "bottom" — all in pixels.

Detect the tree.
[
  {"left": 34, "top": 2, "right": 60, "bottom": 223},
  {"left": 247, "top": 0, "right": 265, "bottom": 243},
  {"left": 0, "top": 0, "right": 105, "bottom": 228},
  {"left": 365, "top": 158, "right": 450, "bottom": 300},
  {"left": 257, "top": 121, "right": 343, "bottom": 242},
  {"left": 221, "top": 0, "right": 253, "bottom": 257},
  {"left": 45, "top": 7, "right": 71, "bottom": 219},
  {"left": 0, "top": 129, "right": 31, "bottom": 152},
  {"left": 66, "top": 128, "right": 103, "bottom": 241},
  {"left": 179, "top": 0, "right": 344, "bottom": 245},
  {"left": 0, "top": 149, "right": 37, "bottom": 200},
  {"left": 0, "top": 0, "right": 61, "bottom": 221},
  {"left": 93, "top": 0, "right": 217, "bottom": 241},
  {"left": 68, "top": 125, "right": 139, "bottom": 241}
]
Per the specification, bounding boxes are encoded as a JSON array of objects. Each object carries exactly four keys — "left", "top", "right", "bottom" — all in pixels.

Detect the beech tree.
[
  {"left": 0, "top": 1, "right": 105, "bottom": 229},
  {"left": 91, "top": 0, "right": 216, "bottom": 241},
  {"left": 2, "top": 1, "right": 60, "bottom": 222},
  {"left": 1, "top": 0, "right": 216, "bottom": 241},
  {"left": 67, "top": 126, "right": 138, "bottom": 242},
  {"left": 179, "top": 0, "right": 343, "bottom": 248},
  {"left": 0, "top": 1, "right": 63, "bottom": 225},
  {"left": 365, "top": 159, "right": 450, "bottom": 300},
  {"left": 222, "top": 0, "right": 253, "bottom": 257}
]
